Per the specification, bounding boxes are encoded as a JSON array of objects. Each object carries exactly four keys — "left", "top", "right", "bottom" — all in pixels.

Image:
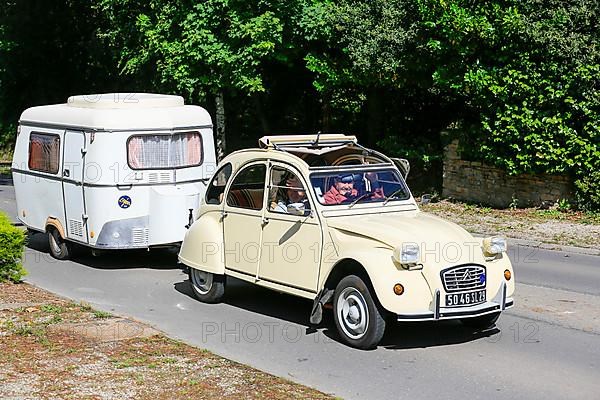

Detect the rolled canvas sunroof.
[{"left": 67, "top": 93, "right": 184, "bottom": 109}]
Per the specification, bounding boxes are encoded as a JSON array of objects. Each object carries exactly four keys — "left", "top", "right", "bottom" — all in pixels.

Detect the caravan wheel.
[{"left": 48, "top": 228, "right": 71, "bottom": 260}]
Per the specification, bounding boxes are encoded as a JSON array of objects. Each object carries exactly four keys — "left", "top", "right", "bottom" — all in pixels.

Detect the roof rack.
[{"left": 258, "top": 134, "right": 358, "bottom": 150}]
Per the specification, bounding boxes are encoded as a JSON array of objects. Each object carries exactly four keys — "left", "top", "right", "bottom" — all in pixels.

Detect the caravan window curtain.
[
  {"left": 28, "top": 132, "right": 60, "bottom": 174},
  {"left": 127, "top": 132, "right": 203, "bottom": 169}
]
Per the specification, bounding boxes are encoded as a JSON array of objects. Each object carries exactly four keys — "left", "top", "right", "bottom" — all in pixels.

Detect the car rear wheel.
[
  {"left": 189, "top": 268, "right": 225, "bottom": 303},
  {"left": 48, "top": 228, "right": 71, "bottom": 260},
  {"left": 333, "top": 275, "right": 386, "bottom": 350},
  {"left": 460, "top": 312, "right": 500, "bottom": 330}
]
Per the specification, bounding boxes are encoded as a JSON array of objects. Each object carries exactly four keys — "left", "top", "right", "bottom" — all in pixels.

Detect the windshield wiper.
[
  {"left": 383, "top": 188, "right": 406, "bottom": 205},
  {"left": 348, "top": 192, "right": 374, "bottom": 208}
]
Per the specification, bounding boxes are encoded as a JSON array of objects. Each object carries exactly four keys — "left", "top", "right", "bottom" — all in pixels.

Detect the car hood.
[{"left": 326, "top": 210, "right": 476, "bottom": 250}]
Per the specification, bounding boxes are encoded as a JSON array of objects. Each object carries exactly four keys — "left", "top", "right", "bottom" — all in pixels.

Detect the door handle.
[
  {"left": 63, "top": 169, "right": 70, "bottom": 178},
  {"left": 262, "top": 217, "right": 270, "bottom": 226},
  {"left": 220, "top": 211, "right": 228, "bottom": 222}
]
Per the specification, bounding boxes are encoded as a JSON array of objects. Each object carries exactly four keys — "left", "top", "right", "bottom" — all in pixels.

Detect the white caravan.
[{"left": 11, "top": 93, "right": 216, "bottom": 259}]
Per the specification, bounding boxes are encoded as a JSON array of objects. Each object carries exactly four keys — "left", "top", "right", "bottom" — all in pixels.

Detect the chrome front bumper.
[{"left": 397, "top": 282, "right": 513, "bottom": 322}]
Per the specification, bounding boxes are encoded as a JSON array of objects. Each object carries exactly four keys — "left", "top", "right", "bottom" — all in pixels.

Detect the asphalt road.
[{"left": 2, "top": 176, "right": 599, "bottom": 399}]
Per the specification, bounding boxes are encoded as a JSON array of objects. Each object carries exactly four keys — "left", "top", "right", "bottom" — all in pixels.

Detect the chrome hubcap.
[
  {"left": 191, "top": 269, "right": 213, "bottom": 295},
  {"left": 337, "top": 287, "right": 369, "bottom": 340}
]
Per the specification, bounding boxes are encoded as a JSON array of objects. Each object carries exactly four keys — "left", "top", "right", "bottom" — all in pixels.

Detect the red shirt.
[{"left": 323, "top": 186, "right": 384, "bottom": 205}]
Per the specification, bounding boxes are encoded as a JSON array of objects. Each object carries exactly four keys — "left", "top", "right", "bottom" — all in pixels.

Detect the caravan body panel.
[{"left": 12, "top": 93, "right": 216, "bottom": 250}]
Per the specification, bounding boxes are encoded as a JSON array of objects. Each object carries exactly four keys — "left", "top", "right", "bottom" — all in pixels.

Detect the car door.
[
  {"left": 62, "top": 130, "right": 88, "bottom": 242},
  {"left": 222, "top": 162, "right": 268, "bottom": 278},
  {"left": 258, "top": 163, "right": 322, "bottom": 293}
]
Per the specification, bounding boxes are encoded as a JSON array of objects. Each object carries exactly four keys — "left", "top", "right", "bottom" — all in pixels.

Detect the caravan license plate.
[{"left": 445, "top": 289, "right": 486, "bottom": 307}]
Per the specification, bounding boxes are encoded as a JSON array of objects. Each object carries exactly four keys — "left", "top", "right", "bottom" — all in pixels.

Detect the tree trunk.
[
  {"left": 322, "top": 95, "right": 332, "bottom": 133},
  {"left": 215, "top": 91, "right": 226, "bottom": 162},
  {"left": 366, "top": 87, "right": 384, "bottom": 147},
  {"left": 253, "top": 94, "right": 270, "bottom": 135}
]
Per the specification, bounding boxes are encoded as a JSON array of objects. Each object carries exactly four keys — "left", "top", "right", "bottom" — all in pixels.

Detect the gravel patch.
[{"left": 422, "top": 200, "right": 600, "bottom": 251}]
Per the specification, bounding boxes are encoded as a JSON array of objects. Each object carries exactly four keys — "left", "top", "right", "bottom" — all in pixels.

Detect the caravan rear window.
[
  {"left": 127, "top": 132, "right": 203, "bottom": 170},
  {"left": 28, "top": 132, "right": 60, "bottom": 174}
]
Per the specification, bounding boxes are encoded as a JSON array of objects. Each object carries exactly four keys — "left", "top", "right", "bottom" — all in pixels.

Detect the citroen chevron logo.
[{"left": 461, "top": 271, "right": 473, "bottom": 281}]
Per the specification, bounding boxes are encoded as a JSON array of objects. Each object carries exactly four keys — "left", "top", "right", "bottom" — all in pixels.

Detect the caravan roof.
[{"left": 19, "top": 93, "right": 212, "bottom": 132}]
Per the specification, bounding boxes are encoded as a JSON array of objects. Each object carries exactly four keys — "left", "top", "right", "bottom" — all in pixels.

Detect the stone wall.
[{"left": 442, "top": 140, "right": 574, "bottom": 208}]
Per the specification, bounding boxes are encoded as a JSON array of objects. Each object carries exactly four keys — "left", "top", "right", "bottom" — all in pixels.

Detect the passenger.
[
  {"left": 271, "top": 175, "right": 310, "bottom": 213},
  {"left": 323, "top": 173, "right": 384, "bottom": 205}
]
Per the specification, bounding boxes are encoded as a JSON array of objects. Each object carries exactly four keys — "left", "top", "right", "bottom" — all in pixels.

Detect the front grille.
[{"left": 441, "top": 265, "right": 486, "bottom": 293}]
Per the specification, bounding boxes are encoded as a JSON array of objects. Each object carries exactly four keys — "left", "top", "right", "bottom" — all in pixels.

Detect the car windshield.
[{"left": 309, "top": 168, "right": 410, "bottom": 206}]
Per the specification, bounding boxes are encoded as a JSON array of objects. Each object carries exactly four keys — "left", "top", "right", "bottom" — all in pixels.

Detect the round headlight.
[
  {"left": 393, "top": 243, "right": 420, "bottom": 265},
  {"left": 483, "top": 236, "right": 507, "bottom": 256}
]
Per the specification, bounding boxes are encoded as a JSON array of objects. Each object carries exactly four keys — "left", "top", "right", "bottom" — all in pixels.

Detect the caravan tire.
[
  {"left": 48, "top": 228, "right": 71, "bottom": 260},
  {"left": 189, "top": 268, "right": 225, "bottom": 303}
]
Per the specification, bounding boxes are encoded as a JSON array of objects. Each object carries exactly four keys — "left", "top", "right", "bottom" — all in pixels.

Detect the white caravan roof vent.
[{"left": 67, "top": 93, "right": 184, "bottom": 109}]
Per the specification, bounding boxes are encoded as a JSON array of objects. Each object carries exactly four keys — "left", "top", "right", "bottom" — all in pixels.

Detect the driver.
[{"left": 323, "top": 173, "right": 384, "bottom": 205}]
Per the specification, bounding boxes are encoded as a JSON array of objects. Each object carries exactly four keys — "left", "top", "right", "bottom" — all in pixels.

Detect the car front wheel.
[
  {"left": 460, "top": 312, "right": 500, "bottom": 330},
  {"left": 189, "top": 268, "right": 225, "bottom": 303},
  {"left": 333, "top": 275, "right": 386, "bottom": 349}
]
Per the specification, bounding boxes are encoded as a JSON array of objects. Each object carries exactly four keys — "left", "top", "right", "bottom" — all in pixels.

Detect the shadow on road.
[
  {"left": 174, "top": 274, "right": 500, "bottom": 350},
  {"left": 174, "top": 275, "right": 321, "bottom": 327},
  {"left": 0, "top": 175, "right": 13, "bottom": 186},
  {"left": 25, "top": 231, "right": 182, "bottom": 271},
  {"left": 380, "top": 321, "right": 500, "bottom": 350}
]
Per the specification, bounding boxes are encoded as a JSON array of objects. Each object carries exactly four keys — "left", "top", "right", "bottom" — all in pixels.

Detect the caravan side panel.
[{"left": 12, "top": 126, "right": 66, "bottom": 233}]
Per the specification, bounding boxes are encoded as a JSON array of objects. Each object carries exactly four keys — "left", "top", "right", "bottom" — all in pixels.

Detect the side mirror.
[
  {"left": 391, "top": 158, "right": 410, "bottom": 179},
  {"left": 287, "top": 202, "right": 306, "bottom": 216}
]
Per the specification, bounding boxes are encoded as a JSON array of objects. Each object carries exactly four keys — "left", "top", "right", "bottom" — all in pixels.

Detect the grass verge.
[{"left": 0, "top": 282, "right": 333, "bottom": 399}]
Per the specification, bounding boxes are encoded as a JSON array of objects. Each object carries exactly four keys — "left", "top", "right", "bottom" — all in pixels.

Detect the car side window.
[
  {"left": 226, "top": 164, "right": 266, "bottom": 210},
  {"left": 268, "top": 166, "right": 311, "bottom": 215},
  {"left": 205, "top": 163, "right": 233, "bottom": 205}
]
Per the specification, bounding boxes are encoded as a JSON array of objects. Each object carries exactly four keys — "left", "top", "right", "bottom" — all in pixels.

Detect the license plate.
[{"left": 445, "top": 289, "right": 486, "bottom": 307}]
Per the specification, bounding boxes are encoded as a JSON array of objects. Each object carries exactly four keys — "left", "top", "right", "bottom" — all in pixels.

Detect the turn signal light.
[
  {"left": 393, "top": 283, "right": 405, "bottom": 296},
  {"left": 504, "top": 269, "right": 512, "bottom": 281}
]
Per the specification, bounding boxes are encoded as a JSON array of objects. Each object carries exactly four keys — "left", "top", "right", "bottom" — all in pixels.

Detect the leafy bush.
[
  {"left": 575, "top": 169, "right": 600, "bottom": 211},
  {"left": 0, "top": 123, "right": 16, "bottom": 156},
  {"left": 418, "top": 0, "right": 600, "bottom": 209},
  {"left": 0, "top": 212, "right": 26, "bottom": 282}
]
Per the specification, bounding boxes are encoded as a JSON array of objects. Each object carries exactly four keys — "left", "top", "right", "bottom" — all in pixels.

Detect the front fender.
[
  {"left": 326, "top": 248, "right": 434, "bottom": 315},
  {"left": 178, "top": 210, "right": 225, "bottom": 275}
]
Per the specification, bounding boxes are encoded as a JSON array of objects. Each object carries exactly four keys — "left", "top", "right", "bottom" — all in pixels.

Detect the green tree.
[
  {"left": 0, "top": 0, "right": 122, "bottom": 149},
  {"left": 97, "top": 0, "right": 303, "bottom": 159},
  {"left": 417, "top": 0, "right": 600, "bottom": 208},
  {"left": 303, "top": 0, "right": 449, "bottom": 184}
]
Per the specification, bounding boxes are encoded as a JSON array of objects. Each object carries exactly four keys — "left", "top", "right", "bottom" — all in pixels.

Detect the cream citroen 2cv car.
[{"left": 179, "top": 134, "right": 515, "bottom": 349}]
